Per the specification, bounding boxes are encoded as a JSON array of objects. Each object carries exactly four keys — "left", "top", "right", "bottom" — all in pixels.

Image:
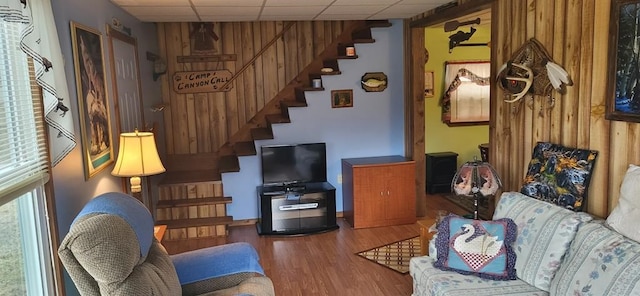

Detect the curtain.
[
  {"left": 0, "top": 0, "right": 76, "bottom": 166},
  {"left": 441, "top": 61, "right": 490, "bottom": 123}
]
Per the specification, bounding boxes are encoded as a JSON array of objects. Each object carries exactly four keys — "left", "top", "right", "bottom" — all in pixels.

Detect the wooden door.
[
  {"left": 384, "top": 162, "right": 416, "bottom": 225},
  {"left": 353, "top": 165, "right": 386, "bottom": 228}
]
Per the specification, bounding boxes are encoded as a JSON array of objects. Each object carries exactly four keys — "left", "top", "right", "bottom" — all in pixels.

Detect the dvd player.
[{"left": 278, "top": 203, "right": 318, "bottom": 211}]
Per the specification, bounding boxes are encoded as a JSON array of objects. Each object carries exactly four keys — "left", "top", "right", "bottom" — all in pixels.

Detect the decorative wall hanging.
[
  {"left": 497, "top": 38, "right": 572, "bottom": 104},
  {"left": 331, "top": 89, "right": 353, "bottom": 108},
  {"left": 361, "top": 72, "right": 387, "bottom": 92},
  {"left": 173, "top": 70, "right": 233, "bottom": 93},
  {"left": 441, "top": 61, "right": 490, "bottom": 125},
  {"left": 606, "top": 0, "right": 640, "bottom": 123},
  {"left": 424, "top": 71, "right": 434, "bottom": 98},
  {"left": 190, "top": 22, "right": 219, "bottom": 55},
  {"left": 70, "top": 21, "right": 114, "bottom": 179}
]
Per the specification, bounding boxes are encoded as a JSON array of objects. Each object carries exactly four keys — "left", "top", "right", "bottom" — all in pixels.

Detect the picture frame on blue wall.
[
  {"left": 606, "top": 0, "right": 640, "bottom": 123},
  {"left": 331, "top": 89, "right": 353, "bottom": 108},
  {"left": 70, "top": 21, "right": 114, "bottom": 180}
]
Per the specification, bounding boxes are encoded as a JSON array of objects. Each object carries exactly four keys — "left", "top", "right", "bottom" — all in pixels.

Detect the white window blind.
[{"left": 0, "top": 21, "right": 49, "bottom": 206}]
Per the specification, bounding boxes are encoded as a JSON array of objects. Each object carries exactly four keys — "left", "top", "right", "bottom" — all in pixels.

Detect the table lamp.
[
  {"left": 451, "top": 157, "right": 502, "bottom": 219},
  {"left": 111, "top": 129, "right": 165, "bottom": 196}
]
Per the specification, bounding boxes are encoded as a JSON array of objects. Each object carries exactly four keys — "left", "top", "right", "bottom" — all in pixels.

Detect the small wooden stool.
[{"left": 417, "top": 218, "right": 437, "bottom": 256}]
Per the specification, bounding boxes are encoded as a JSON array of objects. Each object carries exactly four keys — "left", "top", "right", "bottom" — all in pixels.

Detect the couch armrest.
[{"left": 170, "top": 242, "right": 267, "bottom": 293}]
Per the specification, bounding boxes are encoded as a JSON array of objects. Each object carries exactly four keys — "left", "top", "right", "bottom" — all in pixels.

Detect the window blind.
[{"left": 0, "top": 21, "right": 49, "bottom": 206}]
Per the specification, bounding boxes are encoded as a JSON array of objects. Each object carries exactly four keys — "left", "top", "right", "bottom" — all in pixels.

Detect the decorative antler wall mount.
[{"left": 497, "top": 38, "right": 572, "bottom": 108}]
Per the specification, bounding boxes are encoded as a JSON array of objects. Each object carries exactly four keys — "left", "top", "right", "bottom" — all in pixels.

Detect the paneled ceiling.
[{"left": 109, "top": 0, "right": 453, "bottom": 22}]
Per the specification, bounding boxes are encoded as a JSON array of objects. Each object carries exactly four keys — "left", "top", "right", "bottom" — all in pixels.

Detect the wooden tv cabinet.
[{"left": 341, "top": 156, "right": 416, "bottom": 229}]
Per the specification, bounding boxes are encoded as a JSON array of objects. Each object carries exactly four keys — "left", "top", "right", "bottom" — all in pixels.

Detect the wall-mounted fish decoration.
[{"left": 361, "top": 72, "right": 388, "bottom": 92}]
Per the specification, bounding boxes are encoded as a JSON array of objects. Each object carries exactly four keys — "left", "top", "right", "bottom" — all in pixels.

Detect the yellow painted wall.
[{"left": 424, "top": 24, "right": 491, "bottom": 165}]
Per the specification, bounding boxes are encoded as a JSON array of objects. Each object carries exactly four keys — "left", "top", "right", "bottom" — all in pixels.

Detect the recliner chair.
[{"left": 58, "top": 192, "right": 274, "bottom": 295}]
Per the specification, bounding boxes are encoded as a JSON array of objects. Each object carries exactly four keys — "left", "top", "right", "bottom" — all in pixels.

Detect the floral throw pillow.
[
  {"left": 434, "top": 214, "right": 517, "bottom": 280},
  {"left": 520, "top": 142, "right": 598, "bottom": 212}
]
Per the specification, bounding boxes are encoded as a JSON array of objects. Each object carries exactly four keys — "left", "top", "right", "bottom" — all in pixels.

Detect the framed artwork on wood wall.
[
  {"left": 607, "top": 0, "right": 640, "bottom": 123},
  {"left": 70, "top": 21, "right": 114, "bottom": 179}
]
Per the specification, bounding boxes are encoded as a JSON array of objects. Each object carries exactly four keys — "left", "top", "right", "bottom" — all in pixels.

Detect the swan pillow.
[{"left": 434, "top": 214, "right": 517, "bottom": 280}]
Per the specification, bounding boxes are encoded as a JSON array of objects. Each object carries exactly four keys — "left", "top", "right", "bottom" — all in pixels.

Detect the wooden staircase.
[{"left": 156, "top": 20, "right": 392, "bottom": 241}]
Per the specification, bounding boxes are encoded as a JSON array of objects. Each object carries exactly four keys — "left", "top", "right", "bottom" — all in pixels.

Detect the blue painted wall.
[
  {"left": 50, "top": 0, "right": 160, "bottom": 295},
  {"left": 223, "top": 19, "right": 406, "bottom": 220}
]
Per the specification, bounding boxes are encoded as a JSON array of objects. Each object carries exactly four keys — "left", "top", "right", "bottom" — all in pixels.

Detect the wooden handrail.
[{"left": 220, "top": 21, "right": 296, "bottom": 91}]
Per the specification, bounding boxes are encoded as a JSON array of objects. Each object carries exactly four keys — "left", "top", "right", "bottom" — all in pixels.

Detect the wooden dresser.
[{"left": 342, "top": 156, "right": 416, "bottom": 229}]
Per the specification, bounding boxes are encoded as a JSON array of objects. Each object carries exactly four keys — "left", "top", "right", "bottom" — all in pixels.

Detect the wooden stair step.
[
  {"left": 281, "top": 100, "right": 307, "bottom": 108},
  {"left": 157, "top": 197, "right": 232, "bottom": 208},
  {"left": 233, "top": 141, "right": 256, "bottom": 156},
  {"left": 352, "top": 28, "right": 374, "bottom": 42},
  {"left": 219, "top": 155, "right": 240, "bottom": 173},
  {"left": 157, "top": 216, "right": 234, "bottom": 229},
  {"left": 266, "top": 113, "right": 290, "bottom": 124},
  {"left": 299, "top": 86, "right": 325, "bottom": 91},
  {"left": 365, "top": 20, "right": 392, "bottom": 28},
  {"left": 159, "top": 169, "right": 221, "bottom": 186},
  {"left": 317, "top": 70, "right": 341, "bottom": 75},
  {"left": 250, "top": 127, "right": 274, "bottom": 140}
]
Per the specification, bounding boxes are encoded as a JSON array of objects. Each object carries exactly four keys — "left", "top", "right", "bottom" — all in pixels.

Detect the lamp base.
[{"left": 129, "top": 176, "right": 142, "bottom": 193}]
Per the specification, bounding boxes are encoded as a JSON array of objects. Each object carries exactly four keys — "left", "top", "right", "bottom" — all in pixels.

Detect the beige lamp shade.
[{"left": 111, "top": 130, "right": 165, "bottom": 177}]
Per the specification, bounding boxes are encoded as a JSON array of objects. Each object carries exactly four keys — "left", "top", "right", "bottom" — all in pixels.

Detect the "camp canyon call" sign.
[{"left": 172, "top": 70, "right": 233, "bottom": 93}]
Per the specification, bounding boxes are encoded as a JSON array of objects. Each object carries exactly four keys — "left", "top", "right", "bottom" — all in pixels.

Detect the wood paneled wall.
[
  {"left": 156, "top": 21, "right": 346, "bottom": 155},
  {"left": 491, "top": 0, "right": 633, "bottom": 218}
]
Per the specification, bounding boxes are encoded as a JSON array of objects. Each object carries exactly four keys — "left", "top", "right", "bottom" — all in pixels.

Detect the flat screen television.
[{"left": 261, "top": 143, "right": 327, "bottom": 186}]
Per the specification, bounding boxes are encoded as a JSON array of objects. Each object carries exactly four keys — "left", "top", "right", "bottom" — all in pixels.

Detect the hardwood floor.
[{"left": 162, "top": 194, "right": 468, "bottom": 295}]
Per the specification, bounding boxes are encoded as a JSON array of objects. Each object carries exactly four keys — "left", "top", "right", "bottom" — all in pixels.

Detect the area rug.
[{"left": 356, "top": 236, "right": 419, "bottom": 274}]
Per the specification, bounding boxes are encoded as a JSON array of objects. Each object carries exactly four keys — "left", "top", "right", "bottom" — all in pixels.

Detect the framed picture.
[
  {"left": 607, "top": 0, "right": 640, "bottom": 123},
  {"left": 424, "top": 71, "right": 434, "bottom": 98},
  {"left": 70, "top": 21, "right": 114, "bottom": 179},
  {"left": 331, "top": 89, "right": 353, "bottom": 108}
]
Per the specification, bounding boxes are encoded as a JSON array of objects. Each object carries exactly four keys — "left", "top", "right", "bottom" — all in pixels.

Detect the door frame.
[
  {"left": 106, "top": 25, "right": 150, "bottom": 206},
  {"left": 405, "top": 0, "right": 495, "bottom": 217}
]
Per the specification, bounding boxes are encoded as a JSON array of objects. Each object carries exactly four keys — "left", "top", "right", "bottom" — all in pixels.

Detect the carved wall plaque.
[{"left": 173, "top": 70, "right": 233, "bottom": 93}]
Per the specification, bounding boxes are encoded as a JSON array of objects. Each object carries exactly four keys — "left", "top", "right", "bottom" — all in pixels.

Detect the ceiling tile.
[
  {"left": 265, "top": 0, "right": 334, "bottom": 6},
  {"left": 195, "top": 6, "right": 262, "bottom": 16},
  {"left": 200, "top": 15, "right": 260, "bottom": 21},
  {"left": 379, "top": 4, "right": 439, "bottom": 14},
  {"left": 109, "top": 0, "right": 454, "bottom": 22},
  {"left": 323, "top": 5, "right": 387, "bottom": 14},
  {"left": 333, "top": 0, "right": 396, "bottom": 4},
  {"left": 191, "top": 0, "right": 263, "bottom": 6},
  {"left": 316, "top": 14, "right": 373, "bottom": 20},
  {"left": 121, "top": 6, "right": 196, "bottom": 16},
  {"left": 111, "top": 0, "right": 190, "bottom": 5},
  {"left": 261, "top": 6, "right": 326, "bottom": 16}
]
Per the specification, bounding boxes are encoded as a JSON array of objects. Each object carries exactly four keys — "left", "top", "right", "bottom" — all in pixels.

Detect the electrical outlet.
[{"left": 337, "top": 174, "right": 342, "bottom": 184}]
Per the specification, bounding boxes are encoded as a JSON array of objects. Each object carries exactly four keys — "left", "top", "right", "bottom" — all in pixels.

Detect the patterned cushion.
[
  {"left": 410, "top": 256, "right": 548, "bottom": 296},
  {"left": 520, "top": 142, "right": 598, "bottom": 211},
  {"left": 549, "top": 221, "right": 640, "bottom": 295},
  {"left": 433, "top": 215, "right": 517, "bottom": 281},
  {"left": 493, "top": 192, "right": 592, "bottom": 291},
  {"left": 606, "top": 164, "right": 640, "bottom": 243}
]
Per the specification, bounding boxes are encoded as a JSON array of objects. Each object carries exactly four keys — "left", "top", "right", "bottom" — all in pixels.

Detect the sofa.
[
  {"left": 410, "top": 191, "right": 640, "bottom": 296},
  {"left": 59, "top": 192, "right": 275, "bottom": 296}
]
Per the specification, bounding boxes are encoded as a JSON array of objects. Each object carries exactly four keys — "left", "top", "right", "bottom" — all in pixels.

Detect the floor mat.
[{"left": 356, "top": 236, "right": 419, "bottom": 274}]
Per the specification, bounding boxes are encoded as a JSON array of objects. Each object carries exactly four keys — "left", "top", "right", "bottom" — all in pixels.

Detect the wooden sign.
[{"left": 173, "top": 70, "right": 233, "bottom": 93}]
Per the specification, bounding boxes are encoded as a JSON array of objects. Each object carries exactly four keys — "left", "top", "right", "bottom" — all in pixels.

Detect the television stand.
[{"left": 257, "top": 182, "right": 338, "bottom": 235}]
